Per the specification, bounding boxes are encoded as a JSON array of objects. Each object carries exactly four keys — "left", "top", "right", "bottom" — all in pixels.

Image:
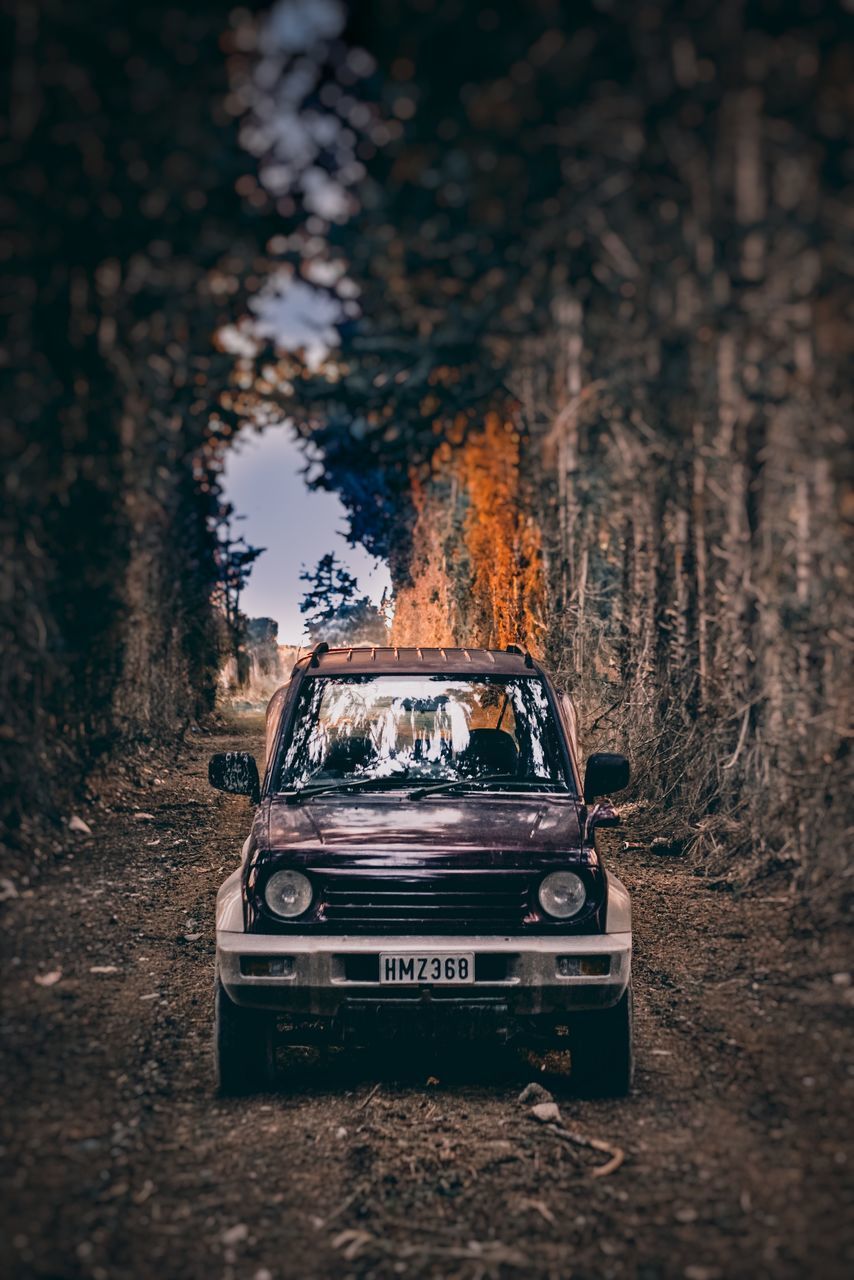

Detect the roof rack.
[
  {"left": 505, "top": 642, "right": 535, "bottom": 668},
  {"left": 308, "top": 641, "right": 329, "bottom": 668},
  {"left": 291, "top": 643, "right": 536, "bottom": 674}
]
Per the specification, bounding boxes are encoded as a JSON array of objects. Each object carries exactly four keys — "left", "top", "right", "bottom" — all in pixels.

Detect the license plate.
[{"left": 379, "top": 952, "right": 475, "bottom": 985}]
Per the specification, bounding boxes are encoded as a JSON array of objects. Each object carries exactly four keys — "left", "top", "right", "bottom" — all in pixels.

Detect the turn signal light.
[
  {"left": 556, "top": 955, "right": 610, "bottom": 977},
  {"left": 240, "top": 956, "right": 295, "bottom": 977}
]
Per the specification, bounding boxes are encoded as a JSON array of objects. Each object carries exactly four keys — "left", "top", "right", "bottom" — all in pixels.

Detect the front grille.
[{"left": 317, "top": 872, "right": 530, "bottom": 933}]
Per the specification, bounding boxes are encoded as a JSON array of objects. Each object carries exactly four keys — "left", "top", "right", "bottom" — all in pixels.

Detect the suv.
[{"left": 210, "top": 644, "right": 633, "bottom": 1095}]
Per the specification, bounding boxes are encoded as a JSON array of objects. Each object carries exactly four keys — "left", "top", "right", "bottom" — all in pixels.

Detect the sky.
[
  {"left": 222, "top": 426, "right": 391, "bottom": 644},
  {"left": 217, "top": 0, "right": 388, "bottom": 647}
]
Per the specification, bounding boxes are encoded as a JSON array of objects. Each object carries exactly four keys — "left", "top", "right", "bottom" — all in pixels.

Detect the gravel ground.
[{"left": 1, "top": 714, "right": 852, "bottom": 1280}]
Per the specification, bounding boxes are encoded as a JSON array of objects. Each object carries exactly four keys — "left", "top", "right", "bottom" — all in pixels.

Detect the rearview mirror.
[
  {"left": 584, "top": 752, "right": 630, "bottom": 803},
  {"left": 209, "top": 752, "right": 260, "bottom": 802}
]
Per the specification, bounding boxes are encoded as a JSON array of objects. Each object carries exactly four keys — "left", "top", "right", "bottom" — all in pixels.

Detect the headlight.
[
  {"left": 538, "top": 871, "right": 587, "bottom": 919},
  {"left": 264, "top": 869, "right": 313, "bottom": 918}
]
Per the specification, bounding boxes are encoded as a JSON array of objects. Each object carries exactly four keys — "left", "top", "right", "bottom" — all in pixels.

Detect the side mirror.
[
  {"left": 584, "top": 752, "right": 630, "bottom": 803},
  {"left": 209, "top": 752, "right": 260, "bottom": 802}
]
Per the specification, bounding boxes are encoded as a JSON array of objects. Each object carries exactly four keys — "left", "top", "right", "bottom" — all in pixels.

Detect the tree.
[
  {"left": 2, "top": 0, "right": 278, "bottom": 834},
  {"left": 212, "top": 504, "right": 265, "bottom": 637},
  {"left": 299, "top": 554, "right": 388, "bottom": 646},
  {"left": 232, "top": 0, "right": 852, "bottom": 913}
]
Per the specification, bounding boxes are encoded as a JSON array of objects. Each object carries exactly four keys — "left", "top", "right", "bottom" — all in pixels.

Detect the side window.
[{"left": 265, "top": 684, "right": 290, "bottom": 770}]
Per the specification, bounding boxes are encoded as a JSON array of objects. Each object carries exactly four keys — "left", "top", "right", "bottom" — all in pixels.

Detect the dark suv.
[{"left": 210, "top": 644, "right": 632, "bottom": 1095}]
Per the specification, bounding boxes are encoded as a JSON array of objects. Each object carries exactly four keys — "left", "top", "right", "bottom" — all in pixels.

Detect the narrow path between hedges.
[{"left": 1, "top": 715, "right": 851, "bottom": 1280}]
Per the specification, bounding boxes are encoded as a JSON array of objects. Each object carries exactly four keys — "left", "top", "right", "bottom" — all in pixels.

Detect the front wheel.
[
  {"left": 214, "top": 970, "right": 275, "bottom": 1095},
  {"left": 570, "top": 982, "right": 634, "bottom": 1097}
]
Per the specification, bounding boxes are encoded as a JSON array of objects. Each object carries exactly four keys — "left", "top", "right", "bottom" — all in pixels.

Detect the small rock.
[
  {"left": 530, "top": 1101, "right": 562, "bottom": 1124},
  {"left": 133, "top": 812, "right": 156, "bottom": 822},
  {"left": 254, "top": 1270, "right": 273, "bottom": 1280},
  {"left": 335, "top": 1126, "right": 348, "bottom": 1139},
  {"left": 35, "top": 969, "right": 62, "bottom": 987},
  {"left": 675, "top": 1207, "right": 698, "bottom": 1223},
  {"left": 518, "top": 1082, "right": 554, "bottom": 1106},
  {"left": 183, "top": 932, "right": 202, "bottom": 942},
  {"left": 684, "top": 1268, "right": 722, "bottom": 1280},
  {"left": 68, "top": 815, "right": 92, "bottom": 835},
  {"left": 831, "top": 972, "right": 851, "bottom": 987},
  {"left": 0, "top": 877, "right": 19, "bottom": 901},
  {"left": 90, "top": 965, "right": 119, "bottom": 975},
  {"left": 221, "top": 1224, "right": 249, "bottom": 1247}
]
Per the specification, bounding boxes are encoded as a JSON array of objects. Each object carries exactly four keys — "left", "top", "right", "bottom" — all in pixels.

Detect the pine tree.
[{"left": 299, "top": 555, "right": 388, "bottom": 646}]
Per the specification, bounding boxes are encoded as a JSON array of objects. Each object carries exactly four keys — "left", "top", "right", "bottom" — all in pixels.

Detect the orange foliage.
[
  {"left": 392, "top": 414, "right": 545, "bottom": 652},
  {"left": 390, "top": 473, "right": 458, "bottom": 646}
]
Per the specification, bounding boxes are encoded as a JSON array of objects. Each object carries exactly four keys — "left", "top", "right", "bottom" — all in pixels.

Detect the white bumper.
[{"left": 217, "top": 929, "right": 631, "bottom": 1017}]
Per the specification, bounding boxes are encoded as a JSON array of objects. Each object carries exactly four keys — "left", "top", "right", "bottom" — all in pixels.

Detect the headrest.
[
  {"left": 322, "top": 736, "right": 375, "bottom": 774},
  {"left": 457, "top": 728, "right": 518, "bottom": 778}
]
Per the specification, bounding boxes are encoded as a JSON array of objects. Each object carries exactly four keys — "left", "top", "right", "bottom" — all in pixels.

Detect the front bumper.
[{"left": 217, "top": 930, "right": 631, "bottom": 1018}]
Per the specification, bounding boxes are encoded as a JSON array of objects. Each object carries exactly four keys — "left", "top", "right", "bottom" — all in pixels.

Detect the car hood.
[
  {"left": 245, "top": 793, "right": 603, "bottom": 935},
  {"left": 261, "top": 791, "right": 584, "bottom": 861}
]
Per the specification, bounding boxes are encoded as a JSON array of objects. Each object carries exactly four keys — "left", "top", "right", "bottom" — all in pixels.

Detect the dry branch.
[{"left": 529, "top": 1102, "right": 625, "bottom": 1177}]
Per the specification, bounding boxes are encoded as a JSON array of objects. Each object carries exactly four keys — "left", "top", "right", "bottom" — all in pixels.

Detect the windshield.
[{"left": 276, "top": 674, "right": 572, "bottom": 792}]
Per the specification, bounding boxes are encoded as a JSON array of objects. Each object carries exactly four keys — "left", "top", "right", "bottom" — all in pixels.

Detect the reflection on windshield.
[{"left": 277, "top": 675, "right": 571, "bottom": 792}]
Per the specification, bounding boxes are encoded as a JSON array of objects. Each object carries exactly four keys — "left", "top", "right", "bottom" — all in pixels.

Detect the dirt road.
[{"left": 2, "top": 716, "right": 851, "bottom": 1280}]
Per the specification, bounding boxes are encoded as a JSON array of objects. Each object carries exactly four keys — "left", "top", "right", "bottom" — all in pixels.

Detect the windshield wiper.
[
  {"left": 281, "top": 774, "right": 411, "bottom": 805},
  {"left": 408, "top": 774, "right": 566, "bottom": 801}
]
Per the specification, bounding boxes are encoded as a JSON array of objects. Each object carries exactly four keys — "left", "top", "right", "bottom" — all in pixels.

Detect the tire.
[
  {"left": 570, "top": 982, "right": 634, "bottom": 1097},
  {"left": 214, "top": 970, "right": 275, "bottom": 1095}
]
